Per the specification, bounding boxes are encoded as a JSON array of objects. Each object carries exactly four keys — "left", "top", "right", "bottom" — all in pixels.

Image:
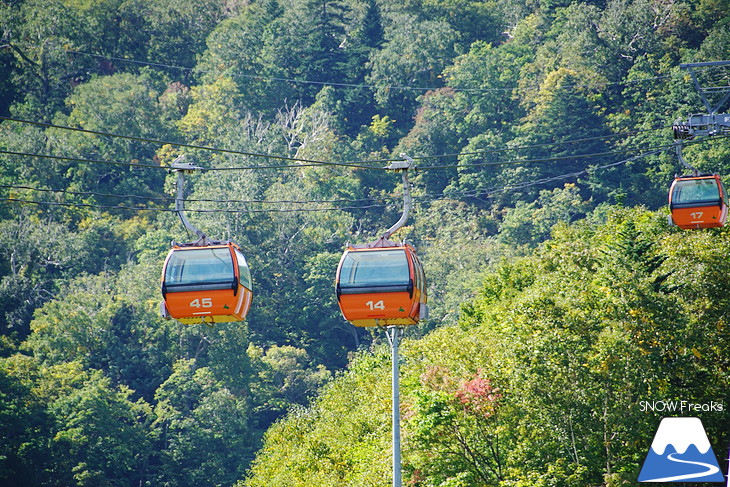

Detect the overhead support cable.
[
  {"left": 0, "top": 149, "right": 382, "bottom": 171},
  {"left": 407, "top": 125, "right": 672, "bottom": 163},
  {"left": 3, "top": 133, "right": 705, "bottom": 175},
  {"left": 1, "top": 116, "right": 675, "bottom": 169},
  {"left": 0, "top": 115, "right": 386, "bottom": 170},
  {"left": 0, "top": 149, "right": 164, "bottom": 169},
  {"left": 0, "top": 184, "right": 384, "bottom": 206},
  {"left": 0, "top": 197, "right": 389, "bottom": 214}
]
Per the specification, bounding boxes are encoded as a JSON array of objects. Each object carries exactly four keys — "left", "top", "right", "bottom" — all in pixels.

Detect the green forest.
[{"left": 1, "top": 0, "right": 729, "bottom": 485}]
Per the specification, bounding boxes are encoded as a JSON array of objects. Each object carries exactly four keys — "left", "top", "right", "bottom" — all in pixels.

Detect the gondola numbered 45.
[
  {"left": 161, "top": 241, "right": 253, "bottom": 324},
  {"left": 160, "top": 158, "right": 253, "bottom": 324}
]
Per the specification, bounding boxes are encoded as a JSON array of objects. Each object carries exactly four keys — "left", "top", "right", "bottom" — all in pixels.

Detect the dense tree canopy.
[
  {"left": 245, "top": 208, "right": 730, "bottom": 486},
  {"left": 0, "top": 0, "right": 729, "bottom": 485}
]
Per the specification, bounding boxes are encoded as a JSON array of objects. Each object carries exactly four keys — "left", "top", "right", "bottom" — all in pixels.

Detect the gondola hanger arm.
[
  {"left": 381, "top": 154, "right": 414, "bottom": 241},
  {"left": 674, "top": 142, "right": 699, "bottom": 177},
  {"left": 171, "top": 155, "right": 210, "bottom": 245}
]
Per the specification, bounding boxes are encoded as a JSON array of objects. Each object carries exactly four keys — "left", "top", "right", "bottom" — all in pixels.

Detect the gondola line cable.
[
  {"left": 0, "top": 184, "right": 386, "bottom": 206},
  {"left": 1, "top": 144, "right": 671, "bottom": 213},
  {"left": 0, "top": 115, "right": 387, "bottom": 169},
  {"left": 66, "top": 48, "right": 677, "bottom": 93},
  {"left": 0, "top": 197, "right": 390, "bottom": 214}
]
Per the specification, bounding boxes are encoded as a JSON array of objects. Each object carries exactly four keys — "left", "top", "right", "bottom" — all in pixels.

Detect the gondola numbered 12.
[
  {"left": 335, "top": 157, "right": 427, "bottom": 327},
  {"left": 160, "top": 158, "right": 253, "bottom": 324}
]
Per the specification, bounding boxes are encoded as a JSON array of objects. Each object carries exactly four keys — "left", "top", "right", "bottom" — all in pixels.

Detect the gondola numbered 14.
[
  {"left": 335, "top": 157, "right": 428, "bottom": 328},
  {"left": 336, "top": 241, "right": 427, "bottom": 327}
]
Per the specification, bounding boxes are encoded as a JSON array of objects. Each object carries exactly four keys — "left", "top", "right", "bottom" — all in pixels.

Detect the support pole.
[
  {"left": 673, "top": 61, "right": 730, "bottom": 138},
  {"left": 385, "top": 325, "right": 404, "bottom": 487}
]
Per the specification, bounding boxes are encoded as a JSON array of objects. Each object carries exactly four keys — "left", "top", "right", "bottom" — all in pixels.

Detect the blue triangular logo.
[{"left": 638, "top": 417, "right": 725, "bottom": 482}]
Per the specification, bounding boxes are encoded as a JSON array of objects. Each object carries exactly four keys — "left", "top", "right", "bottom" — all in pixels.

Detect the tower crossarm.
[{"left": 673, "top": 60, "right": 730, "bottom": 140}]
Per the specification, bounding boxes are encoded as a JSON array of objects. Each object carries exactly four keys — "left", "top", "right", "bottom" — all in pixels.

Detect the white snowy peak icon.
[{"left": 650, "top": 417, "right": 712, "bottom": 455}]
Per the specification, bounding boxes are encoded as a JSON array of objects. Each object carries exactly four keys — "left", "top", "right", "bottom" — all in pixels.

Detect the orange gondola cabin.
[
  {"left": 336, "top": 242, "right": 427, "bottom": 327},
  {"left": 161, "top": 241, "right": 253, "bottom": 324},
  {"left": 669, "top": 174, "right": 729, "bottom": 229}
]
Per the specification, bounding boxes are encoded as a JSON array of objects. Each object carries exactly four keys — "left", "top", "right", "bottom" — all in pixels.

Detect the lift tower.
[{"left": 673, "top": 60, "right": 730, "bottom": 140}]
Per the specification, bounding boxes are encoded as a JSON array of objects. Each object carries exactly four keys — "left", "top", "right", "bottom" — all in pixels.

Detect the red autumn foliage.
[{"left": 454, "top": 369, "right": 501, "bottom": 417}]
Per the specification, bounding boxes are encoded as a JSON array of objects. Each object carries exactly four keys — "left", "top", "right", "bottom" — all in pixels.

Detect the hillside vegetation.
[
  {"left": 0, "top": 0, "right": 729, "bottom": 485},
  {"left": 245, "top": 209, "right": 730, "bottom": 486}
]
